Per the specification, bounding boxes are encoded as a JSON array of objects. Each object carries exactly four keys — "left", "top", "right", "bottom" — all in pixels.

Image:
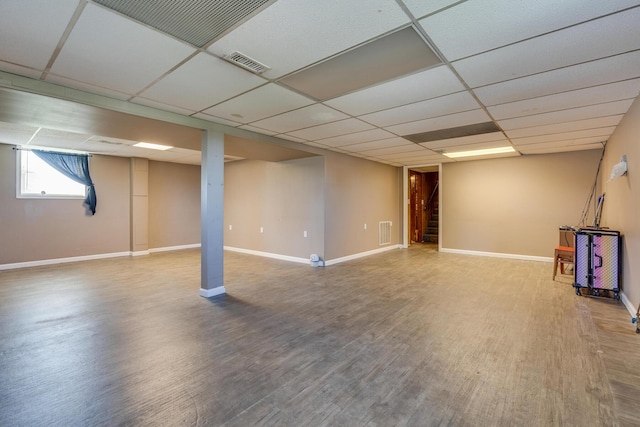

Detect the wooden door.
[{"left": 409, "top": 170, "right": 423, "bottom": 243}]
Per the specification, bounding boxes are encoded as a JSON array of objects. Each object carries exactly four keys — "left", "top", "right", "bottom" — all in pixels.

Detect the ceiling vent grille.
[
  {"left": 93, "top": 0, "right": 274, "bottom": 47},
  {"left": 96, "top": 139, "right": 125, "bottom": 145},
  {"left": 223, "top": 51, "right": 270, "bottom": 74}
]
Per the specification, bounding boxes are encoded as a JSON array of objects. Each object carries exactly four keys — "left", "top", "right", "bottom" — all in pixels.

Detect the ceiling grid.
[{"left": 0, "top": 0, "right": 638, "bottom": 165}]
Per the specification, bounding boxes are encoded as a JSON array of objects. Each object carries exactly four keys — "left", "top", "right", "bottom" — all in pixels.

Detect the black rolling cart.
[{"left": 573, "top": 228, "right": 621, "bottom": 299}]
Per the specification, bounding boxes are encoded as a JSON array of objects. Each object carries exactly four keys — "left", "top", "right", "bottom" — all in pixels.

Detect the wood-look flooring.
[{"left": 1, "top": 244, "right": 639, "bottom": 426}]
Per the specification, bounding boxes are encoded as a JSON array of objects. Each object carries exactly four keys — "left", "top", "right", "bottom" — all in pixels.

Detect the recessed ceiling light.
[
  {"left": 443, "top": 146, "right": 516, "bottom": 158},
  {"left": 134, "top": 142, "right": 173, "bottom": 151}
]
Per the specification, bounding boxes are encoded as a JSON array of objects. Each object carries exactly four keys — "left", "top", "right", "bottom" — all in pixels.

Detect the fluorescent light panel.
[
  {"left": 443, "top": 146, "right": 515, "bottom": 158},
  {"left": 404, "top": 122, "right": 501, "bottom": 144},
  {"left": 279, "top": 27, "right": 441, "bottom": 100},
  {"left": 134, "top": 142, "right": 173, "bottom": 151}
]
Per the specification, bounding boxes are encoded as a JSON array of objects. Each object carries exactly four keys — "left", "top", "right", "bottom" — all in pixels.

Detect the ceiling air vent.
[
  {"left": 93, "top": 0, "right": 274, "bottom": 48},
  {"left": 224, "top": 51, "right": 270, "bottom": 74},
  {"left": 96, "top": 139, "right": 125, "bottom": 145}
]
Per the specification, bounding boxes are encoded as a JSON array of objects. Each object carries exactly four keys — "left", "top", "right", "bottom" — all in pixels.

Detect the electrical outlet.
[
  {"left": 364, "top": 223, "right": 367, "bottom": 230},
  {"left": 228, "top": 225, "right": 232, "bottom": 231},
  {"left": 304, "top": 230, "right": 308, "bottom": 237},
  {"left": 260, "top": 227, "right": 264, "bottom": 233}
]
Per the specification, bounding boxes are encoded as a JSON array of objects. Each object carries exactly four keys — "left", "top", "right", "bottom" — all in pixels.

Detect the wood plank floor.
[{"left": 1, "top": 244, "right": 639, "bottom": 426}]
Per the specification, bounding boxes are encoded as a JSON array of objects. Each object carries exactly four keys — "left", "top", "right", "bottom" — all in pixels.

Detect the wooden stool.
[{"left": 553, "top": 246, "right": 575, "bottom": 280}]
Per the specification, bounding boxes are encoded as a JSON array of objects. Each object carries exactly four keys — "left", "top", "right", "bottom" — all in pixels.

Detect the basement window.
[{"left": 16, "top": 149, "right": 86, "bottom": 199}]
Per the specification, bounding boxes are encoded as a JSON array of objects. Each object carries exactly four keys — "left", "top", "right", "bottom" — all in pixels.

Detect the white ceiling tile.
[
  {"left": 299, "top": 140, "right": 333, "bottom": 149},
  {"left": 203, "top": 84, "right": 314, "bottom": 123},
  {"left": 0, "top": 62, "right": 44, "bottom": 80},
  {"left": 86, "top": 135, "right": 133, "bottom": 145},
  {"left": 192, "top": 113, "right": 242, "bottom": 128},
  {"left": 250, "top": 104, "right": 348, "bottom": 133},
  {"left": 286, "top": 118, "right": 374, "bottom": 141},
  {"left": 360, "top": 91, "right": 480, "bottom": 127},
  {"left": 511, "top": 128, "right": 615, "bottom": 146},
  {"left": 379, "top": 151, "right": 447, "bottom": 162},
  {"left": 0, "top": 0, "right": 78, "bottom": 70},
  {"left": 420, "top": 132, "right": 507, "bottom": 149},
  {"left": 354, "top": 143, "right": 424, "bottom": 156},
  {"left": 45, "top": 74, "right": 132, "bottom": 101},
  {"left": 50, "top": 3, "right": 196, "bottom": 95},
  {"left": 401, "top": 0, "right": 460, "bottom": 19},
  {"left": 131, "top": 97, "right": 198, "bottom": 116},
  {"left": 368, "top": 146, "right": 433, "bottom": 158},
  {"left": 474, "top": 51, "right": 640, "bottom": 106},
  {"left": 208, "top": 0, "right": 410, "bottom": 79},
  {"left": 506, "top": 116, "right": 623, "bottom": 139},
  {"left": 316, "top": 128, "right": 397, "bottom": 147},
  {"left": 134, "top": 147, "right": 201, "bottom": 163},
  {"left": 488, "top": 79, "right": 640, "bottom": 120},
  {"left": 325, "top": 66, "right": 465, "bottom": 116},
  {"left": 514, "top": 136, "right": 608, "bottom": 150},
  {"left": 386, "top": 109, "right": 491, "bottom": 136},
  {"left": 238, "top": 125, "right": 278, "bottom": 136},
  {"left": 451, "top": 7, "right": 640, "bottom": 87},
  {"left": 276, "top": 134, "right": 308, "bottom": 143},
  {"left": 29, "top": 128, "right": 92, "bottom": 149},
  {"left": 0, "top": 122, "right": 39, "bottom": 145},
  {"left": 518, "top": 142, "right": 604, "bottom": 155},
  {"left": 380, "top": 160, "right": 404, "bottom": 167},
  {"left": 420, "top": 0, "right": 639, "bottom": 61},
  {"left": 140, "top": 53, "right": 266, "bottom": 111},
  {"left": 498, "top": 100, "right": 634, "bottom": 130},
  {"left": 75, "top": 140, "right": 124, "bottom": 154},
  {"left": 340, "top": 137, "right": 413, "bottom": 152}
]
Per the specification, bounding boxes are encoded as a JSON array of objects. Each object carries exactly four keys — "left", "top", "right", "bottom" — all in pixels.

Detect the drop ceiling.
[{"left": 0, "top": 0, "right": 639, "bottom": 166}]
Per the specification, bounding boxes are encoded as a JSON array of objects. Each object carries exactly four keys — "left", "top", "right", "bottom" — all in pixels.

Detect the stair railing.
[{"left": 427, "top": 181, "right": 439, "bottom": 210}]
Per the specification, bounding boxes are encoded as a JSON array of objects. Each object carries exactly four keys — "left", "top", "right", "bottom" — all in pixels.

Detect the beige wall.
[
  {"left": 442, "top": 149, "right": 602, "bottom": 257},
  {"left": 224, "top": 156, "right": 325, "bottom": 259},
  {"left": 0, "top": 144, "right": 203, "bottom": 265},
  {"left": 148, "top": 160, "right": 200, "bottom": 249},
  {"left": 324, "top": 152, "right": 402, "bottom": 260},
  {"left": 0, "top": 145, "right": 130, "bottom": 264},
  {"left": 601, "top": 95, "right": 640, "bottom": 308}
]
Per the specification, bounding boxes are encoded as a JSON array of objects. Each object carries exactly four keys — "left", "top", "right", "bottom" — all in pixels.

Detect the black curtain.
[{"left": 32, "top": 150, "right": 97, "bottom": 215}]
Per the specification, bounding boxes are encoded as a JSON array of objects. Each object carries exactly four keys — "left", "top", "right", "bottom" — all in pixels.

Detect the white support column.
[{"left": 200, "top": 130, "right": 226, "bottom": 297}]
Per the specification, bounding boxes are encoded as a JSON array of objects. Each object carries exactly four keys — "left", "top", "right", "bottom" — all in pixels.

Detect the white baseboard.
[
  {"left": 149, "top": 243, "right": 201, "bottom": 253},
  {"left": 131, "top": 250, "right": 150, "bottom": 257},
  {"left": 620, "top": 292, "right": 637, "bottom": 318},
  {"left": 0, "top": 251, "right": 131, "bottom": 271},
  {"left": 199, "top": 286, "right": 226, "bottom": 297},
  {"left": 324, "top": 245, "right": 401, "bottom": 266},
  {"left": 223, "top": 246, "right": 310, "bottom": 264},
  {"left": 0, "top": 244, "right": 202, "bottom": 270},
  {"left": 439, "top": 247, "right": 553, "bottom": 263}
]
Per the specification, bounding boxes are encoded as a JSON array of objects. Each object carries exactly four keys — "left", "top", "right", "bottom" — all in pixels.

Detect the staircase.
[{"left": 423, "top": 204, "right": 439, "bottom": 243}]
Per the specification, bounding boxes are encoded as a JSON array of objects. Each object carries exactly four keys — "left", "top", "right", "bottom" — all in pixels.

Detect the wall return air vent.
[{"left": 223, "top": 52, "right": 270, "bottom": 74}]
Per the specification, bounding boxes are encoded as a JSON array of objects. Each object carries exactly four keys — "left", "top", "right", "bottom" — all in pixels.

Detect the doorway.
[{"left": 405, "top": 165, "right": 440, "bottom": 247}]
